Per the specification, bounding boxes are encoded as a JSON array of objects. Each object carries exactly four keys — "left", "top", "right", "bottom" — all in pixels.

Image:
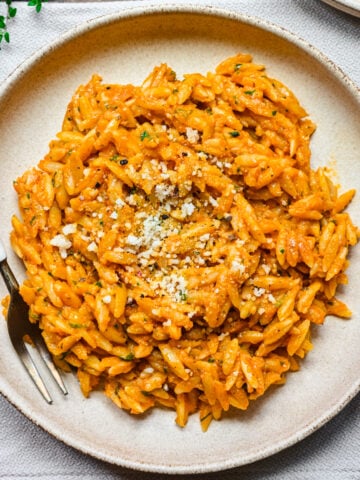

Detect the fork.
[{"left": 0, "top": 239, "right": 67, "bottom": 403}]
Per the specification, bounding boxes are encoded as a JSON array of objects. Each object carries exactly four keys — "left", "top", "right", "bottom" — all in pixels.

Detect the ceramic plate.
[
  {"left": 320, "top": 0, "right": 360, "bottom": 16},
  {"left": 0, "top": 5, "right": 359, "bottom": 474}
]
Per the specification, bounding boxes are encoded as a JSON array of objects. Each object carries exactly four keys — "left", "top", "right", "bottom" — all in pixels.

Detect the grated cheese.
[
  {"left": 181, "top": 201, "right": 195, "bottom": 218},
  {"left": 185, "top": 127, "right": 200, "bottom": 143},
  {"left": 231, "top": 260, "right": 246, "bottom": 274},
  {"left": 50, "top": 234, "right": 72, "bottom": 249},
  {"left": 62, "top": 224, "right": 77, "bottom": 235}
]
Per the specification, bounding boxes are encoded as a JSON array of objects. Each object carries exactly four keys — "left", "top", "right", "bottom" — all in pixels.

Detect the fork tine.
[
  {"left": 35, "top": 336, "right": 68, "bottom": 395},
  {"left": 8, "top": 289, "right": 68, "bottom": 399},
  {"left": 18, "top": 340, "right": 53, "bottom": 404},
  {"left": 0, "top": 240, "right": 67, "bottom": 401}
]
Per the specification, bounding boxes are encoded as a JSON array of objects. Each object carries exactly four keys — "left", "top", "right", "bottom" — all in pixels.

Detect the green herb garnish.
[
  {"left": 120, "top": 353, "right": 135, "bottom": 361},
  {"left": 230, "top": 131, "right": 240, "bottom": 137},
  {"left": 179, "top": 291, "right": 188, "bottom": 302},
  {"left": 1, "top": 0, "right": 46, "bottom": 46},
  {"left": 140, "top": 130, "right": 151, "bottom": 141},
  {"left": 27, "top": 0, "right": 46, "bottom": 13}
]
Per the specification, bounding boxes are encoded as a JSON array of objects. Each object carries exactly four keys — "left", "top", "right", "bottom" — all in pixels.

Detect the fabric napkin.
[{"left": 0, "top": 1, "right": 359, "bottom": 479}]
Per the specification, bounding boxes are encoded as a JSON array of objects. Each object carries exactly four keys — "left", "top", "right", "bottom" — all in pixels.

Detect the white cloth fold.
[{"left": 0, "top": 1, "right": 359, "bottom": 478}]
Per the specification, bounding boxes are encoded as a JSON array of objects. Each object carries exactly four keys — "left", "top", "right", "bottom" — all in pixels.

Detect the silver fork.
[{"left": 0, "top": 239, "right": 67, "bottom": 403}]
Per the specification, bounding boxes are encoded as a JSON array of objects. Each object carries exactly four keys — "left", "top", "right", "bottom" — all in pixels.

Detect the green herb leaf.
[
  {"left": 120, "top": 353, "right": 135, "bottom": 361},
  {"left": 9, "top": 6, "right": 17, "bottom": 18},
  {"left": 200, "top": 412, "right": 212, "bottom": 422},
  {"left": 179, "top": 290, "right": 188, "bottom": 302},
  {"left": 229, "top": 131, "right": 240, "bottom": 137},
  {"left": 140, "top": 130, "right": 150, "bottom": 141},
  {"left": 27, "top": 0, "right": 47, "bottom": 13},
  {"left": 244, "top": 89, "right": 256, "bottom": 95}
]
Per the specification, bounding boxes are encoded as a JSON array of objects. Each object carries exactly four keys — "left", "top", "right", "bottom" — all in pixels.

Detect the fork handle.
[{"left": 0, "top": 239, "right": 19, "bottom": 293}]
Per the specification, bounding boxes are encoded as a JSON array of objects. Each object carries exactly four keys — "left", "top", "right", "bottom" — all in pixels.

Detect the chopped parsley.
[
  {"left": 229, "top": 131, "right": 240, "bottom": 137},
  {"left": 140, "top": 130, "right": 151, "bottom": 141},
  {"left": 120, "top": 353, "right": 135, "bottom": 361},
  {"left": 200, "top": 412, "right": 212, "bottom": 422},
  {"left": 179, "top": 290, "right": 188, "bottom": 302}
]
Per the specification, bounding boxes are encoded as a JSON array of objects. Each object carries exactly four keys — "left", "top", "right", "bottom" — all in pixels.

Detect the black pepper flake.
[{"left": 120, "top": 159, "right": 128, "bottom": 165}]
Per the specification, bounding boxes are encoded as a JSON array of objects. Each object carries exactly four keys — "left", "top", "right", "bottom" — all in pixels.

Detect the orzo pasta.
[{"left": 4, "top": 53, "right": 359, "bottom": 430}]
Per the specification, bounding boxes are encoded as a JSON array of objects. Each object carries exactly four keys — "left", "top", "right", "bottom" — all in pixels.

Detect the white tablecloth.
[{"left": 1, "top": 1, "right": 359, "bottom": 479}]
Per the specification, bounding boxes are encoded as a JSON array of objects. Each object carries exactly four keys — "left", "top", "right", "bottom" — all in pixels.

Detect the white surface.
[
  {"left": 0, "top": 1, "right": 359, "bottom": 479},
  {"left": 0, "top": 239, "right": 6, "bottom": 262}
]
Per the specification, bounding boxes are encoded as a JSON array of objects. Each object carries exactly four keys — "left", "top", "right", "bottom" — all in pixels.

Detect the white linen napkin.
[{"left": 0, "top": 1, "right": 359, "bottom": 479}]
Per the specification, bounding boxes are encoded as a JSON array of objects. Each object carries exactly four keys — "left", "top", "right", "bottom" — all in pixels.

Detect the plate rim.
[
  {"left": 0, "top": 4, "right": 360, "bottom": 474},
  {"left": 320, "top": 0, "right": 360, "bottom": 17},
  {"left": 1, "top": 4, "right": 359, "bottom": 99}
]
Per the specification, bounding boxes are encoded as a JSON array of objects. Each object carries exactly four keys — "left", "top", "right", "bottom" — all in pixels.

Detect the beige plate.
[
  {"left": 0, "top": 5, "right": 360, "bottom": 474},
  {"left": 320, "top": 0, "right": 360, "bottom": 17}
]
